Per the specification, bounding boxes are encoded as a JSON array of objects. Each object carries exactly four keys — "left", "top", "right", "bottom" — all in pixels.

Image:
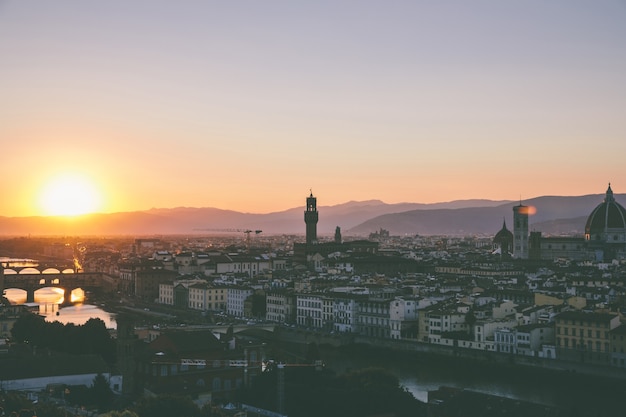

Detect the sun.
[{"left": 38, "top": 173, "right": 103, "bottom": 216}]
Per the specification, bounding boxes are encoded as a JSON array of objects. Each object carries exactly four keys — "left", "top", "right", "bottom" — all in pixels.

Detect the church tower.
[
  {"left": 305, "top": 191, "right": 318, "bottom": 244},
  {"left": 513, "top": 203, "right": 529, "bottom": 259}
]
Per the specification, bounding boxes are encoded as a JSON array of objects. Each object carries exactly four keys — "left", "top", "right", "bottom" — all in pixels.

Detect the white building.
[
  {"left": 389, "top": 297, "right": 419, "bottom": 340},
  {"left": 296, "top": 294, "right": 324, "bottom": 328},
  {"left": 266, "top": 290, "right": 295, "bottom": 324},
  {"left": 331, "top": 295, "right": 360, "bottom": 333},
  {"left": 475, "top": 318, "right": 518, "bottom": 342},
  {"left": 494, "top": 324, "right": 555, "bottom": 357},
  {"left": 227, "top": 287, "right": 254, "bottom": 317}
]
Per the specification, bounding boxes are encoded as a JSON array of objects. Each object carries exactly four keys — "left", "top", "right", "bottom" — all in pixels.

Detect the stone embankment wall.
[{"left": 273, "top": 327, "right": 626, "bottom": 381}]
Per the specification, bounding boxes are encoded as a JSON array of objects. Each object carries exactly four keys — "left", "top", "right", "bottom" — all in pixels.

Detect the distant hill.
[
  {"left": 347, "top": 194, "right": 626, "bottom": 237},
  {"left": 0, "top": 194, "right": 620, "bottom": 237},
  {"left": 0, "top": 199, "right": 509, "bottom": 237}
]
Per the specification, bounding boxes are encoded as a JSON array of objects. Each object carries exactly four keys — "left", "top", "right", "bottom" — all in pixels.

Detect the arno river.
[
  {"left": 4, "top": 289, "right": 625, "bottom": 415},
  {"left": 319, "top": 342, "right": 626, "bottom": 416},
  {"left": 3, "top": 288, "right": 117, "bottom": 329}
]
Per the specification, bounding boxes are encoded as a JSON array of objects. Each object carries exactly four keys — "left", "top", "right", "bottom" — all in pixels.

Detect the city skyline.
[{"left": 1, "top": 1, "right": 625, "bottom": 217}]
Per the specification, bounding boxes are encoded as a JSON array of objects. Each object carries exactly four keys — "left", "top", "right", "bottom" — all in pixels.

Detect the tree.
[
  {"left": 240, "top": 366, "right": 426, "bottom": 417},
  {"left": 465, "top": 308, "right": 477, "bottom": 337},
  {"left": 133, "top": 394, "right": 202, "bottom": 417},
  {"left": 100, "top": 411, "right": 139, "bottom": 417},
  {"left": 10, "top": 313, "right": 47, "bottom": 345},
  {"left": 0, "top": 392, "right": 33, "bottom": 415},
  {"left": 91, "top": 373, "right": 114, "bottom": 411},
  {"left": 249, "top": 292, "right": 266, "bottom": 319},
  {"left": 10, "top": 313, "right": 116, "bottom": 365}
]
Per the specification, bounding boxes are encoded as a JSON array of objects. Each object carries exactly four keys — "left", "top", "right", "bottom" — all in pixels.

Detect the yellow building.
[
  {"left": 555, "top": 310, "right": 620, "bottom": 364},
  {"left": 610, "top": 324, "right": 626, "bottom": 368}
]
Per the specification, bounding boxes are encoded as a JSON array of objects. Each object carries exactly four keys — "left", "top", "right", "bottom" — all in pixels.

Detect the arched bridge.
[
  {"left": 1, "top": 270, "right": 116, "bottom": 304},
  {"left": 0, "top": 261, "right": 77, "bottom": 275}
]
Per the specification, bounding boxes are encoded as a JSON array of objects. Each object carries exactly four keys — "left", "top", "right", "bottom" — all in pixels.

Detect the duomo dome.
[{"left": 584, "top": 184, "right": 626, "bottom": 245}]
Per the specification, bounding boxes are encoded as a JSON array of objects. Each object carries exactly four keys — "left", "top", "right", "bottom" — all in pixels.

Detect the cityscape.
[
  {"left": 1, "top": 1, "right": 625, "bottom": 416},
  {"left": 2, "top": 187, "right": 626, "bottom": 416}
]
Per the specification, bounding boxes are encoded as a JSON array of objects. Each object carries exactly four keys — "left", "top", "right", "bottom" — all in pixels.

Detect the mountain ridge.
[{"left": 0, "top": 194, "right": 621, "bottom": 237}]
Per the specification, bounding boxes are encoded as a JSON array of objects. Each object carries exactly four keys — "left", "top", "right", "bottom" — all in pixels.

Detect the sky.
[{"left": 1, "top": 1, "right": 625, "bottom": 217}]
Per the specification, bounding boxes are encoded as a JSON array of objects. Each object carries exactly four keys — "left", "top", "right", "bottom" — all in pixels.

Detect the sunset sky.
[{"left": 1, "top": 1, "right": 625, "bottom": 217}]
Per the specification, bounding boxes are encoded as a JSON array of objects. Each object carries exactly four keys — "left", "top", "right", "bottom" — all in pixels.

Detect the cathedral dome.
[
  {"left": 584, "top": 184, "right": 626, "bottom": 243},
  {"left": 493, "top": 218, "right": 513, "bottom": 255},
  {"left": 494, "top": 219, "right": 513, "bottom": 242}
]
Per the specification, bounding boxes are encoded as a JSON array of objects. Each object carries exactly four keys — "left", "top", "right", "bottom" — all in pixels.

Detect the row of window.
[
  {"left": 556, "top": 337, "right": 609, "bottom": 352},
  {"left": 557, "top": 327, "right": 608, "bottom": 339},
  {"left": 558, "top": 319, "right": 611, "bottom": 328}
]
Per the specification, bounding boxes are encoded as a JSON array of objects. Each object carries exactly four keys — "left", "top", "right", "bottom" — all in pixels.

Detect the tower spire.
[{"left": 606, "top": 182, "right": 614, "bottom": 202}]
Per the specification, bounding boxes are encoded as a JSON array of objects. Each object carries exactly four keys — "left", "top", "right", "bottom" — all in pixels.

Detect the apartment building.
[{"left": 555, "top": 310, "right": 620, "bottom": 364}]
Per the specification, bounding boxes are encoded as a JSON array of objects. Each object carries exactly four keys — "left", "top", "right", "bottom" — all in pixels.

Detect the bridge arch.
[{"left": 2, "top": 272, "right": 113, "bottom": 305}]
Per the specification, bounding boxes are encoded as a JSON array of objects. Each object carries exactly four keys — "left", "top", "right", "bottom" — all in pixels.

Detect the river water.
[
  {"left": 3, "top": 287, "right": 117, "bottom": 329},
  {"left": 321, "top": 346, "right": 626, "bottom": 416}
]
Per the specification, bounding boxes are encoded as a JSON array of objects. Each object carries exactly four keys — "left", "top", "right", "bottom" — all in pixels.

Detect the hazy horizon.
[
  {"left": 0, "top": 187, "right": 621, "bottom": 219},
  {"left": 1, "top": 1, "right": 624, "bottom": 217}
]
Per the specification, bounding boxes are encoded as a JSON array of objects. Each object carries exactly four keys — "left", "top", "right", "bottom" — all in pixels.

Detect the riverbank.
[
  {"left": 272, "top": 326, "right": 626, "bottom": 382},
  {"left": 322, "top": 342, "right": 626, "bottom": 417},
  {"left": 262, "top": 330, "right": 626, "bottom": 416}
]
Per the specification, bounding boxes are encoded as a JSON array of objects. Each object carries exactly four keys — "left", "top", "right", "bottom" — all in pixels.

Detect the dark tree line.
[
  {"left": 11, "top": 313, "right": 116, "bottom": 365},
  {"left": 239, "top": 366, "right": 426, "bottom": 417}
]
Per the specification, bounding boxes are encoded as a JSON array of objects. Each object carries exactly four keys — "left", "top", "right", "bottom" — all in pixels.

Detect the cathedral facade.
[{"left": 497, "top": 184, "right": 626, "bottom": 262}]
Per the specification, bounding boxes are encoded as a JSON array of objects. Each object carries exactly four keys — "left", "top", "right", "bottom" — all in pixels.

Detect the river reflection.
[
  {"left": 42, "top": 303, "right": 117, "bottom": 329},
  {"left": 322, "top": 346, "right": 626, "bottom": 416},
  {"left": 3, "top": 288, "right": 117, "bottom": 329}
]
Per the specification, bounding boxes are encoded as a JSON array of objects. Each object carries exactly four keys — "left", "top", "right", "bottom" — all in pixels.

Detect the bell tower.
[
  {"left": 305, "top": 191, "right": 318, "bottom": 244},
  {"left": 513, "top": 202, "right": 529, "bottom": 259}
]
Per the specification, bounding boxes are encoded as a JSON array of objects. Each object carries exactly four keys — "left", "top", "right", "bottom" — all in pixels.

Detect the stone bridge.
[{"left": 1, "top": 269, "right": 116, "bottom": 304}]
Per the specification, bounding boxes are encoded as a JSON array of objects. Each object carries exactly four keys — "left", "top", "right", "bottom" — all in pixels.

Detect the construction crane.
[{"left": 192, "top": 228, "right": 262, "bottom": 250}]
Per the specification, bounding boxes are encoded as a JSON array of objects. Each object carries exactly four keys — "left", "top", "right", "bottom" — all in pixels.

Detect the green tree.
[
  {"left": 133, "top": 394, "right": 202, "bottom": 417},
  {"left": 241, "top": 366, "right": 425, "bottom": 417},
  {"left": 10, "top": 313, "right": 47, "bottom": 345},
  {"left": 465, "top": 308, "right": 477, "bottom": 337},
  {"left": 91, "top": 373, "right": 114, "bottom": 411},
  {"left": 249, "top": 292, "right": 266, "bottom": 319},
  {"left": 100, "top": 410, "right": 139, "bottom": 417},
  {"left": 0, "top": 392, "right": 33, "bottom": 415},
  {"left": 10, "top": 313, "right": 116, "bottom": 365},
  {"left": 32, "top": 403, "right": 68, "bottom": 417}
]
